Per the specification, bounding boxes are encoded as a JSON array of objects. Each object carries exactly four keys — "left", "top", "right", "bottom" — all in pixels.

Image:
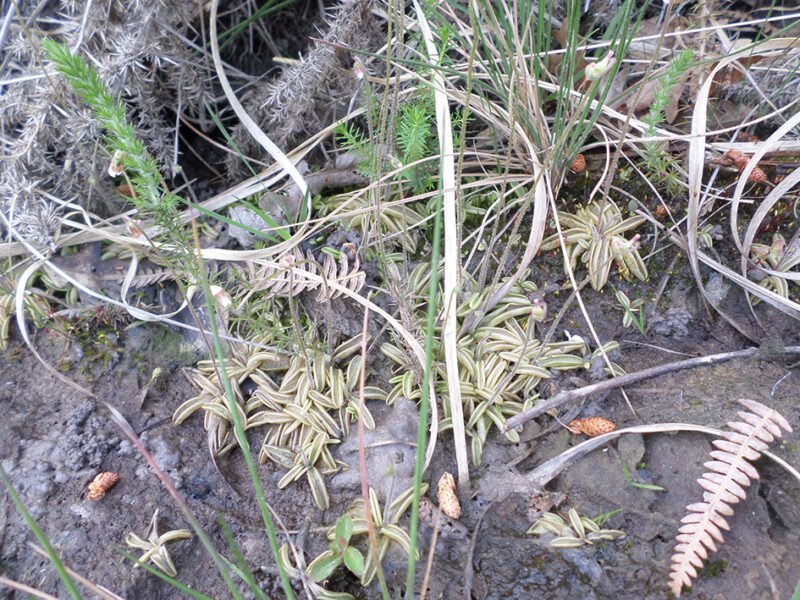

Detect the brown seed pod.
[
  {"left": 437, "top": 471, "right": 461, "bottom": 519},
  {"left": 87, "top": 472, "right": 119, "bottom": 500},
  {"left": 655, "top": 205, "right": 669, "bottom": 220},
  {"left": 723, "top": 149, "right": 749, "bottom": 171},
  {"left": 748, "top": 166, "right": 768, "bottom": 184},
  {"left": 723, "top": 149, "right": 768, "bottom": 184},
  {"left": 570, "top": 153, "right": 586, "bottom": 174},
  {"left": 567, "top": 417, "right": 616, "bottom": 437}
]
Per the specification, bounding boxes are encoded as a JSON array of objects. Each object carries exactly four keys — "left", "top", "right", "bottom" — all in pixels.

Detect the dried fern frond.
[
  {"left": 669, "top": 398, "right": 793, "bottom": 597},
  {"left": 254, "top": 247, "right": 366, "bottom": 301}
]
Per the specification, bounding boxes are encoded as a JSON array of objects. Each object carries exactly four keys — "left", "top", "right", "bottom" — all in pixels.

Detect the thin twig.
[
  {"left": 526, "top": 422, "right": 800, "bottom": 491},
  {"left": 418, "top": 507, "right": 441, "bottom": 600},
  {"left": 463, "top": 502, "right": 492, "bottom": 600},
  {"left": 504, "top": 345, "right": 800, "bottom": 431},
  {"left": 0, "top": 576, "right": 60, "bottom": 600},
  {"left": 28, "top": 544, "right": 126, "bottom": 600}
]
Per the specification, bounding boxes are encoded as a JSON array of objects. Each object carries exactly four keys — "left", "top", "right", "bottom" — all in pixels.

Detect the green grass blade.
[
  {"left": 191, "top": 243, "right": 295, "bottom": 600},
  {"left": 403, "top": 125, "right": 445, "bottom": 600},
  {"left": 118, "top": 550, "right": 215, "bottom": 600},
  {"left": 217, "top": 514, "right": 270, "bottom": 600},
  {"left": 174, "top": 195, "right": 287, "bottom": 243},
  {"left": 0, "top": 463, "right": 82, "bottom": 600}
]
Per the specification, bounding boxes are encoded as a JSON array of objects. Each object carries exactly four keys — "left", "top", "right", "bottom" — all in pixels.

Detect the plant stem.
[
  {"left": 0, "top": 465, "right": 83, "bottom": 600},
  {"left": 404, "top": 143, "right": 445, "bottom": 600}
]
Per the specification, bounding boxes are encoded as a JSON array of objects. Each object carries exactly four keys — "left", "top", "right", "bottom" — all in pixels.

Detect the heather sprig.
[
  {"left": 641, "top": 49, "right": 694, "bottom": 135},
  {"left": 640, "top": 49, "right": 694, "bottom": 193},
  {"left": 42, "top": 39, "right": 184, "bottom": 248}
]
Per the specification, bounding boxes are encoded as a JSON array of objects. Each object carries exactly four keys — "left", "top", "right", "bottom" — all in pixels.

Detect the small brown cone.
[
  {"left": 748, "top": 166, "right": 768, "bottom": 184},
  {"left": 87, "top": 472, "right": 119, "bottom": 500},
  {"left": 570, "top": 153, "right": 586, "bottom": 174},
  {"left": 437, "top": 471, "right": 461, "bottom": 519},
  {"left": 567, "top": 417, "right": 616, "bottom": 437}
]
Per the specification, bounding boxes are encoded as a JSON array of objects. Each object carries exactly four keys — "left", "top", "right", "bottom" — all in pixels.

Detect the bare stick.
[{"left": 504, "top": 344, "right": 800, "bottom": 432}]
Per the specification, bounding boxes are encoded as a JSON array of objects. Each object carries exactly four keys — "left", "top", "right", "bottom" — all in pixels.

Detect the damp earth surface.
[{"left": 2, "top": 274, "right": 799, "bottom": 600}]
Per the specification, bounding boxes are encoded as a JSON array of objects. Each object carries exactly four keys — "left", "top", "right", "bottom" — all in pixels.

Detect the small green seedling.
[
  {"left": 621, "top": 460, "right": 665, "bottom": 491},
  {"left": 527, "top": 508, "right": 626, "bottom": 548},
  {"left": 615, "top": 288, "right": 645, "bottom": 336},
  {"left": 592, "top": 508, "right": 623, "bottom": 528},
  {"left": 307, "top": 515, "right": 365, "bottom": 583}
]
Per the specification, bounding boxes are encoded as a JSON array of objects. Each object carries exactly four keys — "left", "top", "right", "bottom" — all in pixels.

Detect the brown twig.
[
  {"left": 504, "top": 345, "right": 800, "bottom": 432},
  {"left": 463, "top": 502, "right": 492, "bottom": 600},
  {"left": 418, "top": 506, "right": 441, "bottom": 600}
]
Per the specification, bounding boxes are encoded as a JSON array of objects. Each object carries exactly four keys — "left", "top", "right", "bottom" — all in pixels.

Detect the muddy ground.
[{"left": 2, "top": 255, "right": 799, "bottom": 600}]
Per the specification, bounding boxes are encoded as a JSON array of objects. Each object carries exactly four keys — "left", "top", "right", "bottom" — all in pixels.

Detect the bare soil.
[{"left": 2, "top": 259, "right": 799, "bottom": 600}]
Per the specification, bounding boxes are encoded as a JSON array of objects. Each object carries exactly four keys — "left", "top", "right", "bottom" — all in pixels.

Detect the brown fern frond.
[
  {"left": 254, "top": 247, "right": 365, "bottom": 301},
  {"left": 668, "top": 399, "right": 792, "bottom": 597},
  {"left": 315, "top": 250, "right": 366, "bottom": 302}
]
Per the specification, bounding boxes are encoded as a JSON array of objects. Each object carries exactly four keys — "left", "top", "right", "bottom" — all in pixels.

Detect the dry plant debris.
[
  {"left": 669, "top": 399, "right": 793, "bottom": 596},
  {"left": 252, "top": 244, "right": 366, "bottom": 301},
  {"left": 86, "top": 472, "right": 119, "bottom": 500}
]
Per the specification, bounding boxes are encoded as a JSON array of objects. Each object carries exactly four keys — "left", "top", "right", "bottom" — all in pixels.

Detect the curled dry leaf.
[
  {"left": 87, "top": 471, "right": 119, "bottom": 500},
  {"left": 668, "top": 399, "right": 792, "bottom": 597},
  {"left": 437, "top": 471, "right": 461, "bottom": 519},
  {"left": 567, "top": 417, "right": 616, "bottom": 437}
]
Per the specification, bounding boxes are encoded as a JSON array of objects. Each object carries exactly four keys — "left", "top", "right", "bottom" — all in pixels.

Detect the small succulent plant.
[
  {"left": 125, "top": 510, "right": 190, "bottom": 578},
  {"left": 175, "top": 332, "right": 383, "bottom": 510},
  {"left": 382, "top": 268, "right": 620, "bottom": 465},
  {"left": 748, "top": 232, "right": 800, "bottom": 303},
  {"left": 541, "top": 201, "right": 647, "bottom": 290},
  {"left": 527, "top": 508, "right": 626, "bottom": 548},
  {"left": 173, "top": 336, "right": 285, "bottom": 457},
  {"left": 321, "top": 191, "right": 426, "bottom": 252}
]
